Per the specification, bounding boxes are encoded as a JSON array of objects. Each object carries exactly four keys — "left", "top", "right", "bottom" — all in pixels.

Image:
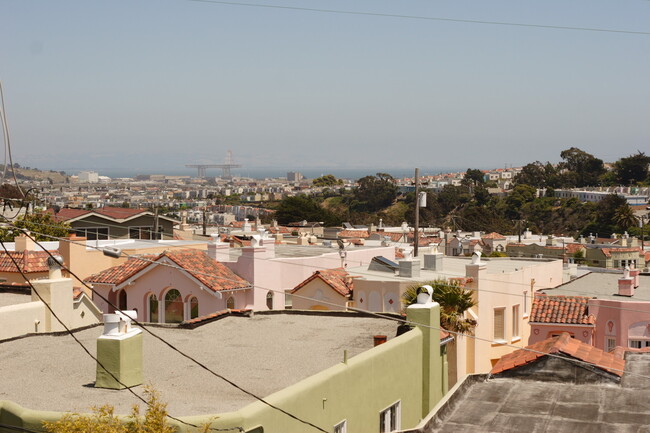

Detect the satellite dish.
[{"left": 337, "top": 239, "right": 345, "bottom": 250}]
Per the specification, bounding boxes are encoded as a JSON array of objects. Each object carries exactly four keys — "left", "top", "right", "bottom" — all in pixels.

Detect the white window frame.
[
  {"left": 493, "top": 307, "right": 506, "bottom": 343},
  {"left": 512, "top": 304, "right": 520, "bottom": 341},
  {"left": 523, "top": 291, "right": 528, "bottom": 317},
  {"left": 605, "top": 337, "right": 616, "bottom": 353},
  {"left": 629, "top": 339, "right": 650, "bottom": 349},
  {"left": 75, "top": 226, "right": 110, "bottom": 240},
  {"left": 379, "top": 401, "right": 401, "bottom": 433},
  {"left": 334, "top": 419, "right": 347, "bottom": 433}
]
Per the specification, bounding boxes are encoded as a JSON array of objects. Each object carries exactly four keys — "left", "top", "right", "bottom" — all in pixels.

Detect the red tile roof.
[
  {"left": 86, "top": 249, "right": 250, "bottom": 292},
  {"left": 338, "top": 230, "right": 370, "bottom": 239},
  {"left": 0, "top": 250, "right": 60, "bottom": 274},
  {"left": 292, "top": 268, "right": 353, "bottom": 297},
  {"left": 601, "top": 247, "right": 642, "bottom": 258},
  {"left": 482, "top": 232, "right": 506, "bottom": 240},
  {"left": 491, "top": 333, "right": 625, "bottom": 377},
  {"left": 565, "top": 243, "right": 586, "bottom": 255},
  {"left": 530, "top": 295, "right": 595, "bottom": 325}
]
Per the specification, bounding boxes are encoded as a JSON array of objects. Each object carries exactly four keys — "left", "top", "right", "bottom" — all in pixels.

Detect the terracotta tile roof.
[
  {"left": 395, "top": 248, "right": 405, "bottom": 259},
  {"left": 229, "top": 221, "right": 246, "bottom": 228},
  {"left": 164, "top": 249, "right": 250, "bottom": 292},
  {"left": 530, "top": 295, "right": 595, "bottom": 325},
  {"left": 565, "top": 243, "right": 586, "bottom": 255},
  {"left": 85, "top": 255, "right": 155, "bottom": 285},
  {"left": 482, "top": 232, "right": 506, "bottom": 240},
  {"left": 86, "top": 249, "right": 250, "bottom": 292},
  {"left": 601, "top": 247, "right": 642, "bottom": 258},
  {"left": 491, "top": 333, "right": 625, "bottom": 377},
  {"left": 267, "top": 226, "right": 291, "bottom": 234},
  {"left": 338, "top": 230, "right": 370, "bottom": 239},
  {"left": 0, "top": 250, "right": 60, "bottom": 274},
  {"left": 292, "top": 268, "right": 353, "bottom": 298},
  {"left": 384, "top": 232, "right": 407, "bottom": 242}
]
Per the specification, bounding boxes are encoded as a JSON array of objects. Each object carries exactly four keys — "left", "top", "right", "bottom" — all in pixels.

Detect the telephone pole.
[{"left": 414, "top": 168, "right": 420, "bottom": 258}]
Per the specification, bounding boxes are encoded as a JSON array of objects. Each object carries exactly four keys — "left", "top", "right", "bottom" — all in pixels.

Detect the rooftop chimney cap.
[{"left": 47, "top": 255, "right": 64, "bottom": 270}]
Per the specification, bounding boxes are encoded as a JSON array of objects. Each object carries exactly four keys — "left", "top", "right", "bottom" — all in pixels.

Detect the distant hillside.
[{"left": 0, "top": 164, "right": 69, "bottom": 183}]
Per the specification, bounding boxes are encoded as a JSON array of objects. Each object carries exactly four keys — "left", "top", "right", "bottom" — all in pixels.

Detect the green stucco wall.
[{"left": 0, "top": 304, "right": 446, "bottom": 433}]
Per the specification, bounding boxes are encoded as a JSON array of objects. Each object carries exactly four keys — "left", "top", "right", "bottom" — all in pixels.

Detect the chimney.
[
  {"left": 618, "top": 266, "right": 635, "bottom": 297},
  {"left": 399, "top": 258, "right": 421, "bottom": 278},
  {"left": 14, "top": 233, "right": 35, "bottom": 252},
  {"left": 95, "top": 310, "right": 143, "bottom": 389}
]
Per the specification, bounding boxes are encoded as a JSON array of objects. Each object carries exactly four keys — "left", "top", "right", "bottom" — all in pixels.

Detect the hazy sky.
[{"left": 1, "top": 0, "right": 649, "bottom": 175}]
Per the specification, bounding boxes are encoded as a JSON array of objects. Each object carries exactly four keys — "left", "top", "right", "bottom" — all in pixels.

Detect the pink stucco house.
[
  {"left": 86, "top": 249, "right": 251, "bottom": 323},
  {"left": 536, "top": 268, "right": 649, "bottom": 352},
  {"left": 290, "top": 268, "right": 355, "bottom": 310}
]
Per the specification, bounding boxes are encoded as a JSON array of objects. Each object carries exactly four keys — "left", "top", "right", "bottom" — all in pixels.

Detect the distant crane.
[{"left": 186, "top": 150, "right": 241, "bottom": 179}]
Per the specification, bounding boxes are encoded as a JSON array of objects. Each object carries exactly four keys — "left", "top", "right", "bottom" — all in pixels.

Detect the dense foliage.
[{"left": 0, "top": 212, "right": 72, "bottom": 242}]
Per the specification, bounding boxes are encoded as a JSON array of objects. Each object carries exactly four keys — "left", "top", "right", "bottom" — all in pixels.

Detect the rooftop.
[
  {"left": 0, "top": 312, "right": 399, "bottom": 416},
  {"left": 421, "top": 352, "right": 650, "bottom": 433},
  {"left": 347, "top": 256, "right": 558, "bottom": 282},
  {"left": 543, "top": 272, "right": 650, "bottom": 301}
]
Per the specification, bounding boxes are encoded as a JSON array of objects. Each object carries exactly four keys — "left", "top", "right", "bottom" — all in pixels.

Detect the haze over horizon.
[{"left": 2, "top": 0, "right": 649, "bottom": 173}]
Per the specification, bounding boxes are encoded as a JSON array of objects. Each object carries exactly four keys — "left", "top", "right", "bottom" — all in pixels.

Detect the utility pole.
[
  {"left": 153, "top": 206, "right": 159, "bottom": 240},
  {"left": 202, "top": 208, "right": 207, "bottom": 236},
  {"left": 414, "top": 168, "right": 420, "bottom": 258}
]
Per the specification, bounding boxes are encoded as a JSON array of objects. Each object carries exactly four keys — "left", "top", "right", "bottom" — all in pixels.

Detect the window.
[
  {"left": 189, "top": 296, "right": 199, "bottom": 319},
  {"left": 117, "top": 289, "right": 127, "bottom": 311},
  {"left": 512, "top": 305, "right": 520, "bottom": 339},
  {"left": 75, "top": 227, "right": 109, "bottom": 240},
  {"left": 226, "top": 296, "right": 235, "bottom": 310},
  {"left": 148, "top": 294, "right": 159, "bottom": 323},
  {"left": 606, "top": 337, "right": 617, "bottom": 353},
  {"left": 334, "top": 420, "right": 347, "bottom": 433},
  {"left": 129, "top": 226, "right": 159, "bottom": 240},
  {"left": 164, "top": 289, "right": 183, "bottom": 323},
  {"left": 629, "top": 340, "right": 650, "bottom": 349},
  {"left": 379, "top": 401, "right": 401, "bottom": 432},
  {"left": 266, "top": 291, "right": 274, "bottom": 310},
  {"left": 523, "top": 291, "right": 528, "bottom": 314},
  {"left": 493, "top": 308, "right": 506, "bottom": 341}
]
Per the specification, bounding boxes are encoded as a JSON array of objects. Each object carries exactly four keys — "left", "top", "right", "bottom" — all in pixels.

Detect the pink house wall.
[
  {"left": 218, "top": 244, "right": 396, "bottom": 311},
  {"left": 590, "top": 299, "right": 650, "bottom": 351},
  {"left": 91, "top": 263, "right": 249, "bottom": 322},
  {"left": 529, "top": 323, "right": 594, "bottom": 346}
]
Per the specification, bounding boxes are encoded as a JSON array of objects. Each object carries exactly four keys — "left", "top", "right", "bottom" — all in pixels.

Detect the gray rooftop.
[
  {"left": 225, "top": 243, "right": 380, "bottom": 261},
  {"left": 0, "top": 291, "right": 31, "bottom": 308},
  {"left": 420, "top": 352, "right": 650, "bottom": 433},
  {"left": 347, "top": 257, "right": 559, "bottom": 282},
  {"left": 544, "top": 272, "right": 650, "bottom": 301},
  {"left": 0, "top": 312, "right": 398, "bottom": 416}
]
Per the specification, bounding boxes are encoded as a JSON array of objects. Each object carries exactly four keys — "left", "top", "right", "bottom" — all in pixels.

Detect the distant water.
[{"left": 64, "top": 167, "right": 466, "bottom": 180}]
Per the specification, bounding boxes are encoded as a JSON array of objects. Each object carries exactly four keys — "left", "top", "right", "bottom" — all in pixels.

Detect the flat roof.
[
  {"left": 0, "top": 313, "right": 398, "bottom": 416},
  {"left": 225, "top": 243, "right": 383, "bottom": 260},
  {"left": 543, "top": 272, "right": 650, "bottom": 301},
  {"left": 425, "top": 353, "right": 650, "bottom": 433},
  {"left": 0, "top": 291, "right": 31, "bottom": 308},
  {"left": 346, "top": 257, "right": 559, "bottom": 282}
]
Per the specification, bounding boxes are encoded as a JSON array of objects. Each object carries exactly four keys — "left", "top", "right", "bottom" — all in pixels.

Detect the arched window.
[
  {"left": 226, "top": 296, "right": 235, "bottom": 310},
  {"left": 118, "top": 289, "right": 127, "bottom": 311},
  {"left": 266, "top": 291, "right": 274, "bottom": 310},
  {"left": 189, "top": 296, "right": 199, "bottom": 319},
  {"left": 164, "top": 289, "right": 183, "bottom": 323},
  {"left": 148, "top": 294, "right": 159, "bottom": 323}
]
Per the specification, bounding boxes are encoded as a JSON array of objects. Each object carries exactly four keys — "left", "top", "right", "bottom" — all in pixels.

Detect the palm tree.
[
  {"left": 402, "top": 279, "right": 477, "bottom": 334},
  {"left": 614, "top": 204, "right": 639, "bottom": 231}
]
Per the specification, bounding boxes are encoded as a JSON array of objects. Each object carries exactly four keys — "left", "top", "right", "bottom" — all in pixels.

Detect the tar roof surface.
[
  {"left": 0, "top": 313, "right": 398, "bottom": 416},
  {"left": 425, "top": 353, "right": 650, "bottom": 433},
  {"left": 544, "top": 273, "right": 650, "bottom": 301}
]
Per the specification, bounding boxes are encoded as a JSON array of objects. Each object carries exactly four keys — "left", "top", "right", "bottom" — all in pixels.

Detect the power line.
[
  {"left": 4, "top": 219, "right": 650, "bottom": 317},
  {"left": 8, "top": 230, "right": 328, "bottom": 433},
  {"left": 189, "top": 0, "right": 650, "bottom": 35},
  {"left": 0, "top": 240, "right": 242, "bottom": 433},
  {"left": 17, "top": 231, "right": 649, "bottom": 381}
]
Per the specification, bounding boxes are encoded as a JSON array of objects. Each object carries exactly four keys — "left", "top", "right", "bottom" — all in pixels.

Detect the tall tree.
[
  {"left": 462, "top": 168, "right": 485, "bottom": 186},
  {"left": 613, "top": 152, "right": 650, "bottom": 185},
  {"left": 353, "top": 173, "right": 398, "bottom": 213},
  {"left": 558, "top": 147, "right": 606, "bottom": 187}
]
